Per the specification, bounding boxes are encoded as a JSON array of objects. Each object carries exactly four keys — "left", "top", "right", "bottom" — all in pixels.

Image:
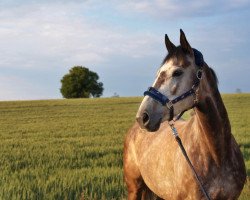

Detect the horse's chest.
[
  {"left": 138, "top": 144, "right": 236, "bottom": 199},
  {"left": 139, "top": 156, "right": 199, "bottom": 199},
  {"left": 138, "top": 142, "right": 198, "bottom": 199},
  {"left": 135, "top": 129, "right": 245, "bottom": 199},
  {"left": 139, "top": 155, "right": 239, "bottom": 200}
]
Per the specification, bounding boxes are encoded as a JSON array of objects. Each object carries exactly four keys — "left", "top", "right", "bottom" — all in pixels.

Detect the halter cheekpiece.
[{"left": 144, "top": 48, "right": 204, "bottom": 121}]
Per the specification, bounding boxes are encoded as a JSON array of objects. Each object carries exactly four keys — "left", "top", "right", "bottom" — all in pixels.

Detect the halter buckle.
[{"left": 192, "top": 84, "right": 197, "bottom": 90}]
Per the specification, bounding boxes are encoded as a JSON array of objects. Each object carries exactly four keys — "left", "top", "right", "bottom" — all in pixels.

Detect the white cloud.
[
  {"left": 0, "top": 1, "right": 160, "bottom": 72},
  {"left": 0, "top": 1, "right": 163, "bottom": 99},
  {"left": 117, "top": 0, "right": 250, "bottom": 19}
]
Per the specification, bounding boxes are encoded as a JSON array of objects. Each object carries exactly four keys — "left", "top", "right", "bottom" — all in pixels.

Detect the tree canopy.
[{"left": 60, "top": 66, "right": 104, "bottom": 98}]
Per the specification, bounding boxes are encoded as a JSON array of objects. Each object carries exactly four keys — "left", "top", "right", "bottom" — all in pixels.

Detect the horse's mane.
[{"left": 209, "top": 67, "right": 219, "bottom": 85}]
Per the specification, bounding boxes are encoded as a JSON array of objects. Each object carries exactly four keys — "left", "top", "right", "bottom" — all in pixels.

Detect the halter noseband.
[{"left": 144, "top": 48, "right": 204, "bottom": 121}]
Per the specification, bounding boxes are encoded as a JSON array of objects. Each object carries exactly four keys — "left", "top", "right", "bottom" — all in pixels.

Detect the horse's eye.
[{"left": 172, "top": 70, "right": 183, "bottom": 77}]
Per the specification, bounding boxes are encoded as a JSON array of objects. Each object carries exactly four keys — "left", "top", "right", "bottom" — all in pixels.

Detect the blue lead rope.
[{"left": 169, "top": 124, "right": 211, "bottom": 200}]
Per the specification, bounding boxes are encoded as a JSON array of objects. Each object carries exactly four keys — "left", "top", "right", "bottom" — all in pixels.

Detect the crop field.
[{"left": 0, "top": 94, "right": 249, "bottom": 199}]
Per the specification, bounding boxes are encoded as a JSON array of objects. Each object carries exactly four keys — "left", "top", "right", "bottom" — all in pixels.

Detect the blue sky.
[{"left": 0, "top": 0, "right": 249, "bottom": 100}]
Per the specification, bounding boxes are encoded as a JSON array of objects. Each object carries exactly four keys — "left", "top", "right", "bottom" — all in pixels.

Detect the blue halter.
[{"left": 144, "top": 48, "right": 204, "bottom": 121}]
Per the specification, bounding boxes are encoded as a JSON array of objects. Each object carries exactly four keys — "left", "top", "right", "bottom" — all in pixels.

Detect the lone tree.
[
  {"left": 235, "top": 88, "right": 242, "bottom": 94},
  {"left": 60, "top": 66, "right": 104, "bottom": 98}
]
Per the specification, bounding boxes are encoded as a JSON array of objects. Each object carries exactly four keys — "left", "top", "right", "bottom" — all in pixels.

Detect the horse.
[{"left": 123, "top": 30, "right": 246, "bottom": 200}]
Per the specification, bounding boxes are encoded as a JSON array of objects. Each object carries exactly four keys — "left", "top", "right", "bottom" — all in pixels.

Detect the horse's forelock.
[
  {"left": 161, "top": 46, "right": 191, "bottom": 67},
  {"left": 162, "top": 48, "right": 218, "bottom": 85}
]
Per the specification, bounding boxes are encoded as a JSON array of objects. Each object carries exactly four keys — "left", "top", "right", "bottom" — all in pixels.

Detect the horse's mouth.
[{"left": 144, "top": 118, "right": 162, "bottom": 132}]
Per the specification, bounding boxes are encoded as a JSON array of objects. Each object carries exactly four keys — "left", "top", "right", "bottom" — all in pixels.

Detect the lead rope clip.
[{"left": 169, "top": 122, "right": 178, "bottom": 137}]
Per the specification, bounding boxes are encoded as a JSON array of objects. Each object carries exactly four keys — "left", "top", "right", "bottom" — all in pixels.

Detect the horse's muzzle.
[{"left": 136, "top": 112, "right": 162, "bottom": 132}]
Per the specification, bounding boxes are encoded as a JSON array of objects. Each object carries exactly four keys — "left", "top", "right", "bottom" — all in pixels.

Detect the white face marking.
[{"left": 153, "top": 58, "right": 195, "bottom": 100}]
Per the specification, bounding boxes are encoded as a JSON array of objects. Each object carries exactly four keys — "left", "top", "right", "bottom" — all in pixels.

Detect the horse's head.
[{"left": 136, "top": 30, "right": 203, "bottom": 132}]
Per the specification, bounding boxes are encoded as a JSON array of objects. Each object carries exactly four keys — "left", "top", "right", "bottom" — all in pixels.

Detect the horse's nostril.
[{"left": 142, "top": 112, "right": 150, "bottom": 125}]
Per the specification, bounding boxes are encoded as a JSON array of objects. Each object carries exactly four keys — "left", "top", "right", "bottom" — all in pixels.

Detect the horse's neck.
[{"left": 193, "top": 64, "right": 231, "bottom": 165}]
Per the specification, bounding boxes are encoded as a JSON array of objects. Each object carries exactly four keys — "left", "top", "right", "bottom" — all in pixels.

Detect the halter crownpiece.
[
  {"left": 193, "top": 48, "right": 204, "bottom": 66},
  {"left": 144, "top": 48, "right": 204, "bottom": 121}
]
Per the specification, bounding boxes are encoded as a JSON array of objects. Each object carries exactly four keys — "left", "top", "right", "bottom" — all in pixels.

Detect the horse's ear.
[
  {"left": 165, "top": 34, "right": 176, "bottom": 53},
  {"left": 180, "top": 29, "right": 193, "bottom": 56}
]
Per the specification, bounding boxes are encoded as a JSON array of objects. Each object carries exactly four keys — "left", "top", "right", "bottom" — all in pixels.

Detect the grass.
[{"left": 0, "top": 94, "right": 249, "bottom": 199}]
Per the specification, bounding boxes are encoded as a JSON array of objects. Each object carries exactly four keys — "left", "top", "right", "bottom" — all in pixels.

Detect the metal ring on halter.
[
  {"left": 167, "top": 101, "right": 173, "bottom": 109},
  {"left": 196, "top": 69, "right": 203, "bottom": 80}
]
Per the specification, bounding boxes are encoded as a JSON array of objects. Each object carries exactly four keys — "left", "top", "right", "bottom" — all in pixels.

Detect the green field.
[{"left": 0, "top": 94, "right": 249, "bottom": 199}]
